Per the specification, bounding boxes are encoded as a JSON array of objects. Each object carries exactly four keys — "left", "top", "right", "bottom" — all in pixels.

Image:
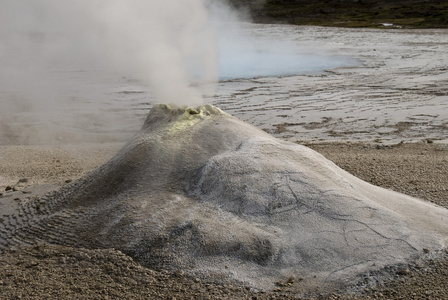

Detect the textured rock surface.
[{"left": 1, "top": 104, "right": 448, "bottom": 291}]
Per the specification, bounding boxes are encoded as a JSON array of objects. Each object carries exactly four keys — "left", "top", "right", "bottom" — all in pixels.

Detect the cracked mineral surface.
[{"left": 1, "top": 104, "right": 448, "bottom": 293}]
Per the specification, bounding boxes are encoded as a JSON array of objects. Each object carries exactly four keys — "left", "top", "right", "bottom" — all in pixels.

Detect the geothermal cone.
[{"left": 1, "top": 104, "right": 448, "bottom": 291}]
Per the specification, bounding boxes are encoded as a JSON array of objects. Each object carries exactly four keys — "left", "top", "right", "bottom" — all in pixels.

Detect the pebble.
[
  {"left": 287, "top": 275, "right": 296, "bottom": 283},
  {"left": 396, "top": 268, "right": 411, "bottom": 275}
]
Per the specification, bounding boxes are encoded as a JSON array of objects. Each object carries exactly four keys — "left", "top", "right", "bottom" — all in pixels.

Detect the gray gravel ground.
[{"left": 1, "top": 141, "right": 448, "bottom": 299}]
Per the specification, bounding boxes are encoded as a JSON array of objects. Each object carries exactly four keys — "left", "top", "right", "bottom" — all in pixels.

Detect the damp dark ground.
[{"left": 230, "top": 0, "right": 448, "bottom": 29}]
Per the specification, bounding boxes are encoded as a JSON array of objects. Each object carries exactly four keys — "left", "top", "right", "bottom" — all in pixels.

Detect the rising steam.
[
  {"left": 0, "top": 1, "right": 359, "bottom": 145},
  {"left": 0, "top": 0, "right": 233, "bottom": 108}
]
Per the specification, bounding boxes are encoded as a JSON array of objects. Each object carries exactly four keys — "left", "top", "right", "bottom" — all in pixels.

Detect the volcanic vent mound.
[{"left": 2, "top": 104, "right": 448, "bottom": 291}]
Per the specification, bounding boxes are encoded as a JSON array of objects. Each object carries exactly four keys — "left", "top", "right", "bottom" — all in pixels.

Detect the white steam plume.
[
  {"left": 0, "top": 0, "right": 228, "bottom": 109},
  {"left": 96, "top": 0, "right": 220, "bottom": 104}
]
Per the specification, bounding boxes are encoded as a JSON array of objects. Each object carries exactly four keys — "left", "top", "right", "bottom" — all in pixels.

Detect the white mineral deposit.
[{"left": 1, "top": 105, "right": 447, "bottom": 292}]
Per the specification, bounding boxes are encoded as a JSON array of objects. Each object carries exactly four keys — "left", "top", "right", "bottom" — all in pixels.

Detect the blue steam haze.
[
  {"left": 215, "top": 25, "right": 361, "bottom": 80},
  {"left": 219, "top": 50, "right": 360, "bottom": 79}
]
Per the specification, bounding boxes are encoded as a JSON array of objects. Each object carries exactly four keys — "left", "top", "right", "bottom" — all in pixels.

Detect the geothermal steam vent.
[{"left": 3, "top": 104, "right": 448, "bottom": 289}]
